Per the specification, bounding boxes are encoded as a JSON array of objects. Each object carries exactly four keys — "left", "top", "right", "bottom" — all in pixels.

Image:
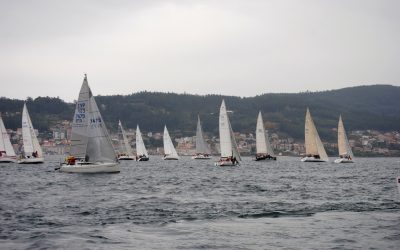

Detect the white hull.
[
  {"left": 334, "top": 158, "right": 354, "bottom": 163},
  {"left": 59, "top": 162, "right": 120, "bottom": 173},
  {"left": 163, "top": 155, "right": 179, "bottom": 160},
  {"left": 301, "top": 156, "right": 327, "bottom": 162},
  {"left": 192, "top": 154, "right": 212, "bottom": 159},
  {"left": 0, "top": 156, "right": 17, "bottom": 163},
  {"left": 118, "top": 155, "right": 135, "bottom": 160},
  {"left": 18, "top": 157, "right": 44, "bottom": 164},
  {"left": 214, "top": 159, "right": 239, "bottom": 166}
]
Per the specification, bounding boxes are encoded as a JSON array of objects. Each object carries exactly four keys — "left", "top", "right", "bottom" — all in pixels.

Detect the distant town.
[{"left": 6, "top": 120, "right": 400, "bottom": 157}]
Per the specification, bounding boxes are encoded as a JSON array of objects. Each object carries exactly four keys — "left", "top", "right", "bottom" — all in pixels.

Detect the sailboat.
[
  {"left": 136, "top": 125, "right": 149, "bottom": 161},
  {"left": 117, "top": 120, "right": 135, "bottom": 160},
  {"left": 334, "top": 115, "right": 354, "bottom": 163},
  {"left": 255, "top": 111, "right": 276, "bottom": 161},
  {"left": 18, "top": 103, "right": 44, "bottom": 164},
  {"left": 301, "top": 108, "right": 329, "bottom": 162},
  {"left": 163, "top": 125, "right": 179, "bottom": 160},
  {"left": 192, "top": 115, "right": 211, "bottom": 159},
  {"left": 0, "top": 114, "right": 17, "bottom": 163},
  {"left": 215, "top": 100, "right": 241, "bottom": 166},
  {"left": 59, "top": 74, "right": 119, "bottom": 173}
]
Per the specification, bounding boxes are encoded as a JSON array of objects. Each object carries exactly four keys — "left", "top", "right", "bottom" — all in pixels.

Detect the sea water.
[{"left": 1, "top": 156, "right": 399, "bottom": 249}]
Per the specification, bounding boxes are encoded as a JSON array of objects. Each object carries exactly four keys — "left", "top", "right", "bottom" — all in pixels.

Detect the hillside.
[{"left": 1, "top": 85, "right": 400, "bottom": 142}]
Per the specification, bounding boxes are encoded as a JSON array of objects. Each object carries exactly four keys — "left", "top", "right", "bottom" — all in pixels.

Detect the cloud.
[{"left": 0, "top": 0, "right": 399, "bottom": 101}]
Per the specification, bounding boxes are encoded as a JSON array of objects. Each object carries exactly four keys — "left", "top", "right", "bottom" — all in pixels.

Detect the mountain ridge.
[{"left": 1, "top": 84, "right": 399, "bottom": 142}]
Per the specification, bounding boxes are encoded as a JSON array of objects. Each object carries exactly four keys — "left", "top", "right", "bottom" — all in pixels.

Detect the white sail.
[
  {"left": 304, "top": 108, "right": 328, "bottom": 161},
  {"left": 0, "top": 114, "right": 16, "bottom": 157},
  {"left": 22, "top": 103, "right": 43, "bottom": 157},
  {"left": 256, "top": 112, "right": 268, "bottom": 154},
  {"left": 219, "top": 100, "right": 241, "bottom": 160},
  {"left": 136, "top": 125, "right": 148, "bottom": 156},
  {"left": 70, "top": 75, "right": 116, "bottom": 163},
  {"left": 195, "top": 116, "right": 211, "bottom": 154},
  {"left": 86, "top": 96, "right": 117, "bottom": 163},
  {"left": 229, "top": 117, "right": 241, "bottom": 161},
  {"left": 163, "top": 126, "right": 178, "bottom": 157},
  {"left": 256, "top": 111, "right": 275, "bottom": 156},
  {"left": 69, "top": 76, "right": 91, "bottom": 159},
  {"left": 118, "top": 120, "right": 134, "bottom": 156},
  {"left": 338, "top": 115, "right": 354, "bottom": 158}
]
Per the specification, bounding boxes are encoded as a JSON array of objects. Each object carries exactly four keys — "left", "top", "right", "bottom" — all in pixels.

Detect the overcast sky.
[{"left": 1, "top": 0, "right": 399, "bottom": 102}]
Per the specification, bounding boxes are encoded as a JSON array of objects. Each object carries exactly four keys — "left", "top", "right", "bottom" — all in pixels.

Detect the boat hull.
[
  {"left": 0, "top": 156, "right": 17, "bottom": 163},
  {"left": 59, "top": 162, "right": 120, "bottom": 173},
  {"left": 137, "top": 157, "right": 149, "bottom": 161},
  {"left": 301, "top": 156, "right": 327, "bottom": 162},
  {"left": 214, "top": 160, "right": 239, "bottom": 166},
  {"left": 334, "top": 158, "right": 354, "bottom": 163},
  {"left": 118, "top": 155, "right": 135, "bottom": 160},
  {"left": 254, "top": 155, "right": 277, "bottom": 161},
  {"left": 192, "top": 154, "right": 212, "bottom": 160},
  {"left": 18, "top": 157, "right": 44, "bottom": 164},
  {"left": 163, "top": 155, "right": 179, "bottom": 160}
]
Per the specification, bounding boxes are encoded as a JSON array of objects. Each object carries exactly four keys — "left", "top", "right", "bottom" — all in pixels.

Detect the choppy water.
[{"left": 1, "top": 156, "right": 399, "bottom": 249}]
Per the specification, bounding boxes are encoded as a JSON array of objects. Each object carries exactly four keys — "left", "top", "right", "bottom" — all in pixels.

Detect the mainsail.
[
  {"left": 22, "top": 103, "right": 43, "bottom": 157},
  {"left": 195, "top": 116, "right": 211, "bottom": 155},
  {"left": 70, "top": 76, "right": 90, "bottom": 159},
  {"left": 338, "top": 115, "right": 354, "bottom": 158},
  {"left": 163, "top": 126, "right": 178, "bottom": 157},
  {"left": 304, "top": 108, "right": 328, "bottom": 161},
  {"left": 118, "top": 120, "right": 134, "bottom": 156},
  {"left": 0, "top": 114, "right": 16, "bottom": 157},
  {"left": 70, "top": 75, "right": 117, "bottom": 163},
  {"left": 256, "top": 111, "right": 275, "bottom": 156},
  {"left": 219, "top": 100, "right": 241, "bottom": 160},
  {"left": 136, "top": 125, "right": 148, "bottom": 156}
]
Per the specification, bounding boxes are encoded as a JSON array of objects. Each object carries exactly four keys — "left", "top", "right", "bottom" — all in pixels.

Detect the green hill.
[{"left": 1, "top": 85, "right": 400, "bottom": 142}]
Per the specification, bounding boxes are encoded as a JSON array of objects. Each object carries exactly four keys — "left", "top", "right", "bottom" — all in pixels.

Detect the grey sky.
[{"left": 1, "top": 0, "right": 399, "bottom": 101}]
